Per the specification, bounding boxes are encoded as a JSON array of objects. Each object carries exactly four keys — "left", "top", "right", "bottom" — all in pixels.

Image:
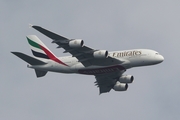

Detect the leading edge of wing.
[{"left": 31, "top": 25, "right": 68, "bottom": 40}]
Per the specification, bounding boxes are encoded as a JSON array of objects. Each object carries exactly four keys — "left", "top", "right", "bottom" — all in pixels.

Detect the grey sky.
[{"left": 1, "top": 0, "right": 180, "bottom": 119}]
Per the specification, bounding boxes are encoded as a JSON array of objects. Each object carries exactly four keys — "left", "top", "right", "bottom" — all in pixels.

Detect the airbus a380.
[{"left": 12, "top": 25, "right": 164, "bottom": 94}]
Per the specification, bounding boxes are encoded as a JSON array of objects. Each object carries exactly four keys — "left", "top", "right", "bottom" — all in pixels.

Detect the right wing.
[
  {"left": 95, "top": 70, "right": 126, "bottom": 94},
  {"left": 95, "top": 76, "right": 116, "bottom": 94}
]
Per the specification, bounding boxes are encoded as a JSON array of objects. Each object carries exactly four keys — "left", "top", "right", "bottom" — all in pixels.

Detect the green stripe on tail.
[{"left": 27, "top": 37, "right": 41, "bottom": 49}]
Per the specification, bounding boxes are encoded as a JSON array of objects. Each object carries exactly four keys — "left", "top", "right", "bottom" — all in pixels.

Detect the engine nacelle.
[
  {"left": 113, "top": 81, "right": 128, "bottom": 91},
  {"left": 69, "top": 39, "right": 84, "bottom": 48},
  {"left": 119, "top": 75, "right": 134, "bottom": 83},
  {"left": 93, "top": 50, "right": 108, "bottom": 58}
]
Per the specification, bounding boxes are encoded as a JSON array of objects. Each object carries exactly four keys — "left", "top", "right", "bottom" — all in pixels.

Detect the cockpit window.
[{"left": 155, "top": 53, "right": 159, "bottom": 55}]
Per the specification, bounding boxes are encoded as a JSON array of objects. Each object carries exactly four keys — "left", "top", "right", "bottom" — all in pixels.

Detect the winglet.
[
  {"left": 31, "top": 25, "right": 69, "bottom": 40},
  {"left": 29, "top": 24, "right": 33, "bottom": 28}
]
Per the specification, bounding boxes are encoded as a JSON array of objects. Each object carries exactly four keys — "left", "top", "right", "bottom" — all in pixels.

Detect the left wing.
[
  {"left": 31, "top": 25, "right": 124, "bottom": 67},
  {"left": 32, "top": 25, "right": 94, "bottom": 66}
]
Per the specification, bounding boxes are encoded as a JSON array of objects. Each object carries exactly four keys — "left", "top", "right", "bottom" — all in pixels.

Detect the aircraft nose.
[{"left": 156, "top": 55, "right": 164, "bottom": 63}]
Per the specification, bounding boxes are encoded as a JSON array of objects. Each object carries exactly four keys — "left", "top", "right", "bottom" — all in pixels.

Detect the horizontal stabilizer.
[
  {"left": 11, "top": 52, "right": 46, "bottom": 65},
  {"left": 35, "top": 69, "right": 47, "bottom": 77}
]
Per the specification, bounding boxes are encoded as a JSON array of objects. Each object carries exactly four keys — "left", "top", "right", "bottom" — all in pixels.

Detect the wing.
[
  {"left": 32, "top": 25, "right": 95, "bottom": 66},
  {"left": 95, "top": 70, "right": 125, "bottom": 94},
  {"left": 31, "top": 25, "right": 124, "bottom": 67}
]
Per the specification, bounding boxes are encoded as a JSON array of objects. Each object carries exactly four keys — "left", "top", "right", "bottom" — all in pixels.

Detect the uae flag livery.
[{"left": 27, "top": 35, "right": 68, "bottom": 66}]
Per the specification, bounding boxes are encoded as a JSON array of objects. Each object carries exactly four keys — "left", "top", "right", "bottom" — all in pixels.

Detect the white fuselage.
[{"left": 28, "top": 49, "right": 164, "bottom": 75}]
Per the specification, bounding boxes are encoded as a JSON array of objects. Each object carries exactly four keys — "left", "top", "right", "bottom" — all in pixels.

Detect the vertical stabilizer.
[
  {"left": 26, "top": 35, "right": 68, "bottom": 66},
  {"left": 27, "top": 35, "right": 55, "bottom": 59}
]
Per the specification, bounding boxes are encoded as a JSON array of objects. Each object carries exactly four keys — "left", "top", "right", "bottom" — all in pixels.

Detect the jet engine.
[
  {"left": 93, "top": 50, "right": 108, "bottom": 58},
  {"left": 113, "top": 81, "right": 128, "bottom": 91},
  {"left": 118, "top": 75, "right": 134, "bottom": 83},
  {"left": 69, "top": 39, "right": 84, "bottom": 48}
]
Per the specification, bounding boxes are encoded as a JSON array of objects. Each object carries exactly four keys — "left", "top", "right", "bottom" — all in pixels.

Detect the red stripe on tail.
[{"left": 40, "top": 45, "right": 68, "bottom": 66}]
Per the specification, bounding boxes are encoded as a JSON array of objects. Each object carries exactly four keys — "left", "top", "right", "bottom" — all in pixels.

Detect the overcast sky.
[{"left": 1, "top": 0, "right": 180, "bottom": 120}]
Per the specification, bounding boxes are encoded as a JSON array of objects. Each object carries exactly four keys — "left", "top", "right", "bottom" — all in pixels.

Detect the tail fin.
[
  {"left": 27, "top": 35, "right": 68, "bottom": 66},
  {"left": 27, "top": 35, "right": 56, "bottom": 59}
]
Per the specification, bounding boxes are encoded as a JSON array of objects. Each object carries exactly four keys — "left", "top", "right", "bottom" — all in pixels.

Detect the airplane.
[{"left": 11, "top": 25, "right": 164, "bottom": 94}]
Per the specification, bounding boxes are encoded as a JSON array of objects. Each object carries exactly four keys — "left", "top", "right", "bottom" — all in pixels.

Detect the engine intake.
[
  {"left": 119, "top": 75, "right": 134, "bottom": 83},
  {"left": 93, "top": 50, "right": 108, "bottom": 58},
  {"left": 113, "top": 81, "right": 128, "bottom": 91},
  {"left": 69, "top": 39, "right": 84, "bottom": 48}
]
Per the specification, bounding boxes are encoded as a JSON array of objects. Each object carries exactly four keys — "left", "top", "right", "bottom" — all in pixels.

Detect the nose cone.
[{"left": 156, "top": 55, "right": 164, "bottom": 63}]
